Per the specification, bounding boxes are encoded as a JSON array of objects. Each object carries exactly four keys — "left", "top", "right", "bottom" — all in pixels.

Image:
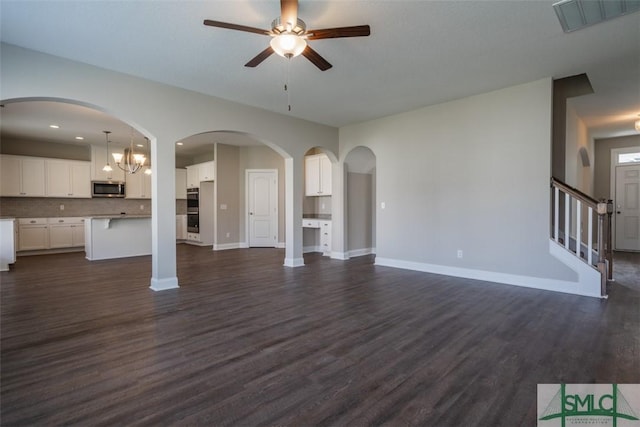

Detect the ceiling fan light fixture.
[{"left": 270, "top": 34, "right": 307, "bottom": 58}]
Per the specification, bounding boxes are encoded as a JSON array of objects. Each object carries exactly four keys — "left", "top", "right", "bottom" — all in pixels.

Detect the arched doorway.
[{"left": 344, "top": 146, "right": 376, "bottom": 258}]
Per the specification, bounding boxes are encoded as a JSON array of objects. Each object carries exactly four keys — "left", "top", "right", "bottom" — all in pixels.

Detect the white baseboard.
[
  {"left": 303, "top": 245, "right": 321, "bottom": 253},
  {"left": 276, "top": 242, "right": 285, "bottom": 249},
  {"left": 375, "top": 254, "right": 602, "bottom": 299},
  {"left": 331, "top": 251, "right": 349, "bottom": 260},
  {"left": 213, "top": 242, "right": 242, "bottom": 251},
  {"left": 150, "top": 276, "right": 179, "bottom": 291},
  {"left": 348, "top": 247, "right": 376, "bottom": 258},
  {"left": 283, "top": 257, "right": 305, "bottom": 267},
  {"left": 239, "top": 242, "right": 249, "bottom": 249}
]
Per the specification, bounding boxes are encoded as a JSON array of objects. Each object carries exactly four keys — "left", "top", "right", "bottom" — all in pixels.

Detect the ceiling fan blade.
[
  {"left": 245, "top": 47, "right": 275, "bottom": 68},
  {"left": 203, "top": 20, "right": 270, "bottom": 36},
  {"left": 280, "top": 0, "right": 299, "bottom": 29},
  {"left": 307, "top": 25, "right": 371, "bottom": 40},
  {"left": 302, "top": 46, "right": 332, "bottom": 71}
]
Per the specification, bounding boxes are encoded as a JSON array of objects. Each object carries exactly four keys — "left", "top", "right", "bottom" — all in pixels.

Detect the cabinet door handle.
[{"left": 58, "top": 220, "right": 64, "bottom": 223}]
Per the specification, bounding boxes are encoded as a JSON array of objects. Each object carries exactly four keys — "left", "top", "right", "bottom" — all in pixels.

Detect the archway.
[{"left": 344, "top": 146, "right": 376, "bottom": 258}]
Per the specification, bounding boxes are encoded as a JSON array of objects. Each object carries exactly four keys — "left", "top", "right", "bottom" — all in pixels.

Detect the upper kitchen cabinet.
[
  {"left": 199, "top": 161, "right": 215, "bottom": 182},
  {"left": 125, "top": 168, "right": 152, "bottom": 199},
  {"left": 186, "top": 161, "right": 215, "bottom": 188},
  {"left": 91, "top": 145, "right": 125, "bottom": 182},
  {"left": 0, "top": 155, "right": 46, "bottom": 197},
  {"left": 305, "top": 153, "right": 332, "bottom": 196},
  {"left": 45, "top": 159, "right": 91, "bottom": 198},
  {"left": 175, "top": 168, "right": 187, "bottom": 199}
]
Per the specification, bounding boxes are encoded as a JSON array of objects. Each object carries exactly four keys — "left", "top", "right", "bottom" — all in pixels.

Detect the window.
[{"left": 618, "top": 152, "right": 640, "bottom": 164}]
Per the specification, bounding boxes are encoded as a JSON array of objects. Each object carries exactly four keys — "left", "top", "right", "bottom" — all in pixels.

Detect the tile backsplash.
[{"left": 0, "top": 197, "right": 187, "bottom": 218}]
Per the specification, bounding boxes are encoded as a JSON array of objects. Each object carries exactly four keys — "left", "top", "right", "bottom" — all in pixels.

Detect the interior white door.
[
  {"left": 248, "top": 170, "right": 278, "bottom": 247},
  {"left": 615, "top": 164, "right": 640, "bottom": 251}
]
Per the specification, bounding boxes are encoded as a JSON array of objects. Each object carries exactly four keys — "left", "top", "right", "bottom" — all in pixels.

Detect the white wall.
[
  {"left": 565, "top": 100, "right": 593, "bottom": 194},
  {"left": 1, "top": 43, "right": 339, "bottom": 286},
  {"left": 340, "top": 78, "right": 576, "bottom": 286}
]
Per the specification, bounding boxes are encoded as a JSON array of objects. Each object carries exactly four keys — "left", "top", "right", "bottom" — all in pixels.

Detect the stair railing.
[{"left": 550, "top": 177, "right": 612, "bottom": 297}]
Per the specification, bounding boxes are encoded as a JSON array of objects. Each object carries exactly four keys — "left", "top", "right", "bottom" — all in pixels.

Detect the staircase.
[{"left": 550, "top": 177, "right": 612, "bottom": 298}]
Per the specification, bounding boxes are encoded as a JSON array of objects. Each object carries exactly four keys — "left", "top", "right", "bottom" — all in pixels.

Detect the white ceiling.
[{"left": 1, "top": 0, "right": 639, "bottom": 149}]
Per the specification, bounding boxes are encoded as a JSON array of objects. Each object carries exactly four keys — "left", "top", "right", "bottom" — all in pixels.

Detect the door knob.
[
  {"left": 617, "top": 211, "right": 621, "bottom": 214},
  {"left": 249, "top": 212, "right": 253, "bottom": 215}
]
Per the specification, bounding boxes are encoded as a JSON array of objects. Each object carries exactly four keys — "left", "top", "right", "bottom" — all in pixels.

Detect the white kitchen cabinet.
[
  {"left": 45, "top": 159, "right": 91, "bottom": 198},
  {"left": 176, "top": 215, "right": 187, "bottom": 241},
  {"left": 199, "top": 161, "right": 215, "bottom": 182},
  {"left": 0, "top": 219, "right": 16, "bottom": 271},
  {"left": 320, "top": 220, "right": 332, "bottom": 256},
  {"left": 175, "top": 169, "right": 187, "bottom": 199},
  {"left": 186, "top": 165, "right": 199, "bottom": 188},
  {"left": 126, "top": 168, "right": 152, "bottom": 199},
  {"left": 187, "top": 232, "right": 201, "bottom": 243},
  {"left": 0, "top": 155, "right": 46, "bottom": 197},
  {"left": 48, "top": 217, "right": 85, "bottom": 248},
  {"left": 305, "top": 154, "right": 332, "bottom": 196},
  {"left": 91, "top": 145, "right": 125, "bottom": 182},
  {"left": 186, "top": 161, "right": 215, "bottom": 188},
  {"left": 18, "top": 218, "right": 49, "bottom": 251}
]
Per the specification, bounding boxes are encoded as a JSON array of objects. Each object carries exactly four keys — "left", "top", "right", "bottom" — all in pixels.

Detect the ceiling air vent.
[{"left": 553, "top": 0, "right": 640, "bottom": 32}]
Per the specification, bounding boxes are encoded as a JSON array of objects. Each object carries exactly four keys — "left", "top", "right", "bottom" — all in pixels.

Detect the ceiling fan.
[{"left": 203, "top": 0, "right": 370, "bottom": 71}]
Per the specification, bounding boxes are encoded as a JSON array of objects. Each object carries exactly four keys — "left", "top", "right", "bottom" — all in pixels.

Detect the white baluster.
[
  {"left": 554, "top": 187, "right": 559, "bottom": 242},
  {"left": 587, "top": 207, "right": 593, "bottom": 265},
  {"left": 565, "top": 193, "right": 570, "bottom": 250},
  {"left": 576, "top": 200, "right": 581, "bottom": 258}
]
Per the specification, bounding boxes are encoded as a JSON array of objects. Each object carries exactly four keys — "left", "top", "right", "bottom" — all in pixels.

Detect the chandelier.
[{"left": 111, "top": 127, "right": 146, "bottom": 174}]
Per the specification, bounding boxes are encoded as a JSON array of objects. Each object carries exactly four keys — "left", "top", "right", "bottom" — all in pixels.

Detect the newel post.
[
  {"left": 596, "top": 201, "right": 608, "bottom": 297},
  {"left": 606, "top": 199, "right": 614, "bottom": 281}
]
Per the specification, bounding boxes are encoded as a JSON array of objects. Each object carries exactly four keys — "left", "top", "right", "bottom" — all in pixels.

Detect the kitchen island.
[
  {"left": 0, "top": 218, "right": 16, "bottom": 271},
  {"left": 84, "top": 215, "right": 151, "bottom": 261}
]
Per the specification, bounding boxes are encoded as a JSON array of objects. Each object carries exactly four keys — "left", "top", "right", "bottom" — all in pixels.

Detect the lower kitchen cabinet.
[
  {"left": 176, "top": 215, "right": 187, "bottom": 241},
  {"left": 320, "top": 220, "right": 332, "bottom": 256},
  {"left": 18, "top": 217, "right": 85, "bottom": 251},
  {"left": 18, "top": 218, "right": 49, "bottom": 251},
  {"left": 48, "top": 217, "right": 85, "bottom": 248}
]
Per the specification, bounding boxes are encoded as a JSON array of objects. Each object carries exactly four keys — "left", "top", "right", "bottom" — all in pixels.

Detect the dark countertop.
[{"left": 302, "top": 214, "right": 331, "bottom": 220}]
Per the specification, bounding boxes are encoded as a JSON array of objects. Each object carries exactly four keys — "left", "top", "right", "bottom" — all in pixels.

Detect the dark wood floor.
[{"left": 1, "top": 246, "right": 638, "bottom": 426}]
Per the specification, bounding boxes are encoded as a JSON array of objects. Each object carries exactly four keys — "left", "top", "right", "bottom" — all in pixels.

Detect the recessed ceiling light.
[
  {"left": 136, "top": 144, "right": 144, "bottom": 147},
  {"left": 75, "top": 136, "right": 84, "bottom": 140},
  {"left": 176, "top": 142, "right": 184, "bottom": 146},
  {"left": 49, "top": 124, "right": 60, "bottom": 129}
]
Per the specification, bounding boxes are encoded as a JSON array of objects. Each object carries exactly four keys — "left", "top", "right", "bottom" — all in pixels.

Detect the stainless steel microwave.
[{"left": 92, "top": 181, "right": 125, "bottom": 198}]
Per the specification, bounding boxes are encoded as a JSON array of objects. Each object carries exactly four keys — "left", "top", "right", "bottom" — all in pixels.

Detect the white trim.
[
  {"left": 245, "top": 169, "right": 278, "bottom": 248},
  {"left": 283, "top": 257, "right": 305, "bottom": 267},
  {"left": 239, "top": 242, "right": 249, "bottom": 249},
  {"left": 150, "top": 276, "right": 179, "bottom": 291},
  {"left": 331, "top": 251, "right": 349, "bottom": 260},
  {"left": 610, "top": 145, "right": 640, "bottom": 250},
  {"left": 375, "top": 242, "right": 602, "bottom": 299},
  {"left": 276, "top": 241, "right": 285, "bottom": 249},
  {"left": 347, "top": 247, "right": 376, "bottom": 258},
  {"left": 213, "top": 242, "right": 242, "bottom": 251},
  {"left": 303, "top": 245, "right": 321, "bottom": 253}
]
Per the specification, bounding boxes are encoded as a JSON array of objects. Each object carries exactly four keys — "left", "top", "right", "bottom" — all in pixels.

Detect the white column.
[
  {"left": 283, "top": 157, "right": 304, "bottom": 267},
  {"left": 150, "top": 137, "right": 179, "bottom": 290}
]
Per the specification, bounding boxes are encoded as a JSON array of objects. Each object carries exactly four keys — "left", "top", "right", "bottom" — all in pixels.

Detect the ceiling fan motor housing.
[{"left": 271, "top": 17, "right": 306, "bottom": 35}]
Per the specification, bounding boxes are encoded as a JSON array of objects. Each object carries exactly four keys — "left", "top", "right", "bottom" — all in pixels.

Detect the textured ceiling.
[{"left": 1, "top": 0, "right": 639, "bottom": 144}]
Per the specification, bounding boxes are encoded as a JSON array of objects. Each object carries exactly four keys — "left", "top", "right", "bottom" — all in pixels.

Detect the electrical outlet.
[
  {"left": 226, "top": 232, "right": 230, "bottom": 238},
  {"left": 59, "top": 204, "right": 64, "bottom": 211},
  {"left": 140, "top": 205, "right": 144, "bottom": 210},
  {"left": 381, "top": 202, "right": 386, "bottom": 209},
  {"left": 457, "top": 250, "right": 463, "bottom": 259},
  {"left": 321, "top": 203, "right": 325, "bottom": 210}
]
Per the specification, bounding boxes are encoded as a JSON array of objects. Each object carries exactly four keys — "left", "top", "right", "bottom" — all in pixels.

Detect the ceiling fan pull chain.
[{"left": 286, "top": 56, "right": 292, "bottom": 111}]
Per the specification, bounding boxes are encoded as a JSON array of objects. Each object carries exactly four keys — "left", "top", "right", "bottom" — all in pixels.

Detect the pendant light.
[
  {"left": 112, "top": 127, "right": 146, "bottom": 174},
  {"left": 102, "top": 131, "right": 113, "bottom": 172}
]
